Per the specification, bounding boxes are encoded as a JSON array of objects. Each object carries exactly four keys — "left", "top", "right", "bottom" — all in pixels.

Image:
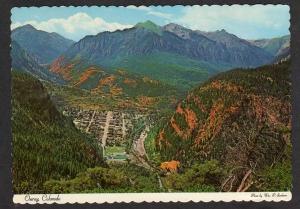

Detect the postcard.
[{"left": 10, "top": 4, "right": 291, "bottom": 204}]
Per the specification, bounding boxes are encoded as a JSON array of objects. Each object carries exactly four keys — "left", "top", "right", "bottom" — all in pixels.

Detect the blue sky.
[{"left": 11, "top": 5, "right": 290, "bottom": 41}]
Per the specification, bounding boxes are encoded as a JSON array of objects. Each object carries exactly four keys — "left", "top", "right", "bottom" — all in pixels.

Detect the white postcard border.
[{"left": 13, "top": 192, "right": 292, "bottom": 204}]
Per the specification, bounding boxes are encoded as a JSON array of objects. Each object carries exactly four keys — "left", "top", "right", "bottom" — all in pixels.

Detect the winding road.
[
  {"left": 132, "top": 124, "right": 164, "bottom": 190},
  {"left": 135, "top": 126, "right": 150, "bottom": 158},
  {"left": 131, "top": 125, "right": 152, "bottom": 169}
]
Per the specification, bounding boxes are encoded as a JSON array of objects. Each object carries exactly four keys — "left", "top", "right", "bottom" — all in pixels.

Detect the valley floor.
[
  {"left": 63, "top": 106, "right": 154, "bottom": 164},
  {"left": 12, "top": 61, "right": 292, "bottom": 194},
  {"left": 62, "top": 104, "right": 166, "bottom": 191}
]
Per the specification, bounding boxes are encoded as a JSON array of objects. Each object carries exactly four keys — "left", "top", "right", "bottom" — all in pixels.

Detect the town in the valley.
[{"left": 62, "top": 107, "right": 153, "bottom": 165}]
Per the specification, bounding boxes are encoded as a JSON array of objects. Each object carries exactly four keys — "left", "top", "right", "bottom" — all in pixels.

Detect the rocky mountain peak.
[
  {"left": 163, "top": 23, "right": 191, "bottom": 39},
  {"left": 218, "top": 29, "right": 227, "bottom": 33},
  {"left": 13, "top": 24, "right": 36, "bottom": 32},
  {"left": 136, "top": 20, "right": 157, "bottom": 27},
  {"left": 135, "top": 20, "right": 162, "bottom": 35}
]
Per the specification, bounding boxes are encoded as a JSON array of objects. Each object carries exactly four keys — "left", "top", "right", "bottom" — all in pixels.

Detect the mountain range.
[
  {"left": 11, "top": 22, "right": 290, "bottom": 91},
  {"left": 50, "top": 21, "right": 278, "bottom": 89},
  {"left": 61, "top": 21, "right": 273, "bottom": 68}
]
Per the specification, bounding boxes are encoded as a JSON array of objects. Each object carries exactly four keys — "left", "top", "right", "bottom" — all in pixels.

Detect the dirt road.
[
  {"left": 135, "top": 126, "right": 149, "bottom": 158},
  {"left": 85, "top": 110, "right": 96, "bottom": 133},
  {"left": 131, "top": 125, "right": 151, "bottom": 169}
]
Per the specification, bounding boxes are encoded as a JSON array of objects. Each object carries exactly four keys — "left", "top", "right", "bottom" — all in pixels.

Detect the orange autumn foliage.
[
  {"left": 187, "top": 94, "right": 207, "bottom": 113},
  {"left": 170, "top": 116, "right": 184, "bottom": 137},
  {"left": 93, "top": 75, "right": 117, "bottom": 92},
  {"left": 194, "top": 99, "right": 240, "bottom": 146},
  {"left": 73, "top": 68, "right": 98, "bottom": 87},
  {"left": 50, "top": 56, "right": 74, "bottom": 81},
  {"left": 249, "top": 94, "right": 290, "bottom": 126},
  {"left": 171, "top": 103, "right": 198, "bottom": 139},
  {"left": 157, "top": 130, "right": 171, "bottom": 149},
  {"left": 160, "top": 160, "right": 180, "bottom": 173},
  {"left": 175, "top": 103, "right": 184, "bottom": 114},
  {"left": 98, "top": 75, "right": 116, "bottom": 86},
  {"left": 185, "top": 108, "right": 197, "bottom": 130}
]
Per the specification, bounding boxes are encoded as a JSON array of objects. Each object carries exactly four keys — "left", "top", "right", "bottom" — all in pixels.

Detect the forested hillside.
[
  {"left": 46, "top": 65, "right": 180, "bottom": 111},
  {"left": 156, "top": 61, "right": 291, "bottom": 191},
  {"left": 12, "top": 71, "right": 103, "bottom": 193}
]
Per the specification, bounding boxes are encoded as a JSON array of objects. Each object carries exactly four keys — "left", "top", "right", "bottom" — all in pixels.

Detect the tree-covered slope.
[
  {"left": 12, "top": 71, "right": 103, "bottom": 193},
  {"left": 156, "top": 61, "right": 291, "bottom": 191},
  {"left": 48, "top": 61, "right": 181, "bottom": 110},
  {"left": 51, "top": 52, "right": 222, "bottom": 91}
]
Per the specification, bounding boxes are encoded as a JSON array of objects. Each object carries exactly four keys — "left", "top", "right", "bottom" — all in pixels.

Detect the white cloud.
[
  {"left": 176, "top": 5, "right": 290, "bottom": 39},
  {"left": 11, "top": 5, "right": 289, "bottom": 40},
  {"left": 148, "top": 11, "right": 173, "bottom": 19},
  {"left": 127, "top": 6, "right": 173, "bottom": 19},
  {"left": 11, "top": 12, "right": 133, "bottom": 40}
]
